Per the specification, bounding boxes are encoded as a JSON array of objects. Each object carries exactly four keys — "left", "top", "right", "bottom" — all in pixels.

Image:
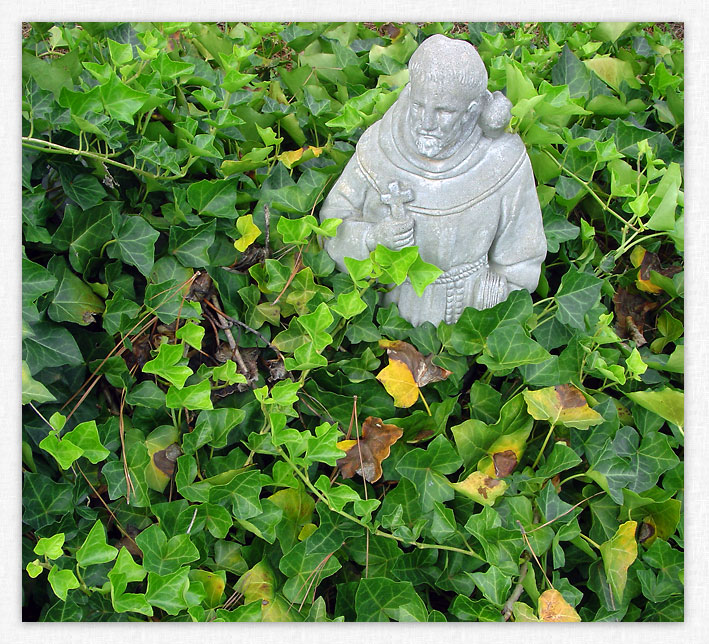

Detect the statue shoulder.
[{"left": 484, "top": 131, "right": 526, "bottom": 162}]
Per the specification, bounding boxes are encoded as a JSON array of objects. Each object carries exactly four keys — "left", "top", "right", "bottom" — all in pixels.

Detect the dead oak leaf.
[{"left": 336, "top": 417, "right": 403, "bottom": 483}]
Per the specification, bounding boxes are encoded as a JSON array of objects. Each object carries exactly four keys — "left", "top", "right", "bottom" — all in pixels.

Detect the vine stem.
[
  {"left": 277, "top": 447, "right": 485, "bottom": 561},
  {"left": 544, "top": 150, "right": 640, "bottom": 232},
  {"left": 21, "top": 136, "right": 193, "bottom": 181},
  {"left": 531, "top": 423, "right": 556, "bottom": 470}
]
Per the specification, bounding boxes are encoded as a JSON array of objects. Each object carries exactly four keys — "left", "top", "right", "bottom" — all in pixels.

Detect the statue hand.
[{"left": 367, "top": 215, "right": 415, "bottom": 250}]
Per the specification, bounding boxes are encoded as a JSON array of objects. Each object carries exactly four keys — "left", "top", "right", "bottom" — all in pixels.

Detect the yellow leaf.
[
  {"left": 336, "top": 439, "right": 357, "bottom": 451},
  {"left": 278, "top": 148, "right": 304, "bottom": 168},
  {"left": 376, "top": 358, "right": 419, "bottom": 407},
  {"left": 522, "top": 385, "right": 604, "bottom": 430},
  {"left": 600, "top": 520, "right": 638, "bottom": 604},
  {"left": 451, "top": 470, "right": 508, "bottom": 506},
  {"left": 538, "top": 589, "right": 581, "bottom": 622},
  {"left": 630, "top": 246, "right": 664, "bottom": 294},
  {"left": 233, "top": 214, "right": 261, "bottom": 252}
]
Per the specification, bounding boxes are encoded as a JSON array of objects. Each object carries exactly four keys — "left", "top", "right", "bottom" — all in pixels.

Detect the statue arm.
[
  {"left": 319, "top": 156, "right": 376, "bottom": 273},
  {"left": 488, "top": 156, "right": 547, "bottom": 293}
]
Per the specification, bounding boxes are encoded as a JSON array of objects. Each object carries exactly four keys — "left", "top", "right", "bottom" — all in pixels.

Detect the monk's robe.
[{"left": 320, "top": 86, "right": 547, "bottom": 326}]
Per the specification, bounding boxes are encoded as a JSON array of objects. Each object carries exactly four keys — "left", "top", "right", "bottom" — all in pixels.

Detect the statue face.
[{"left": 408, "top": 78, "right": 481, "bottom": 158}]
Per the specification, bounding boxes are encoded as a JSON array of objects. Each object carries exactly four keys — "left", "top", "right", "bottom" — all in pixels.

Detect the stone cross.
[{"left": 380, "top": 181, "right": 414, "bottom": 220}]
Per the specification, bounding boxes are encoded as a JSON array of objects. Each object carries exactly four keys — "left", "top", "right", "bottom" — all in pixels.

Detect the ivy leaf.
[
  {"left": 34, "top": 533, "right": 65, "bottom": 560},
  {"left": 47, "top": 565, "right": 80, "bottom": 601},
  {"left": 22, "top": 360, "right": 55, "bottom": 405},
  {"left": 523, "top": 385, "right": 604, "bottom": 429},
  {"left": 452, "top": 394, "right": 533, "bottom": 470},
  {"left": 555, "top": 269, "right": 603, "bottom": 330},
  {"left": 407, "top": 255, "right": 443, "bottom": 297},
  {"left": 464, "top": 506, "right": 525, "bottom": 576},
  {"left": 625, "top": 388, "right": 684, "bottom": 430},
  {"left": 471, "top": 565, "right": 511, "bottom": 606},
  {"left": 451, "top": 471, "right": 508, "bottom": 506},
  {"left": 166, "top": 379, "right": 213, "bottom": 410},
  {"left": 336, "top": 417, "right": 403, "bottom": 483},
  {"left": 538, "top": 588, "right": 582, "bottom": 622},
  {"left": 76, "top": 519, "right": 119, "bottom": 566},
  {"left": 135, "top": 524, "right": 200, "bottom": 575},
  {"left": 372, "top": 245, "right": 418, "bottom": 285},
  {"left": 142, "top": 342, "right": 192, "bottom": 389},
  {"left": 168, "top": 221, "right": 216, "bottom": 268},
  {"left": 62, "top": 420, "right": 111, "bottom": 464},
  {"left": 145, "top": 567, "right": 191, "bottom": 615},
  {"left": 233, "top": 214, "right": 262, "bottom": 252},
  {"left": 600, "top": 521, "right": 639, "bottom": 604},
  {"left": 478, "top": 321, "right": 551, "bottom": 371},
  {"left": 47, "top": 258, "right": 105, "bottom": 326},
  {"left": 114, "top": 216, "right": 160, "bottom": 276},
  {"left": 187, "top": 179, "right": 237, "bottom": 218},
  {"left": 376, "top": 359, "right": 419, "bottom": 407},
  {"left": 396, "top": 435, "right": 463, "bottom": 512},
  {"left": 355, "top": 577, "right": 428, "bottom": 621},
  {"left": 175, "top": 321, "right": 205, "bottom": 351},
  {"left": 99, "top": 72, "right": 150, "bottom": 123}
]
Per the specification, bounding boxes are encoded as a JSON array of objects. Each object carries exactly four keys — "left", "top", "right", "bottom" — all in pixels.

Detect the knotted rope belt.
[{"left": 433, "top": 256, "right": 488, "bottom": 324}]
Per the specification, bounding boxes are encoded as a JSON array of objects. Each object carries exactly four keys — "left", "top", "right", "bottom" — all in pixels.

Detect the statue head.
[{"left": 407, "top": 35, "right": 489, "bottom": 158}]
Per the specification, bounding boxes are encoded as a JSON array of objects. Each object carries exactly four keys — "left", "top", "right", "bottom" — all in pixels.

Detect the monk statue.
[{"left": 318, "top": 34, "right": 547, "bottom": 327}]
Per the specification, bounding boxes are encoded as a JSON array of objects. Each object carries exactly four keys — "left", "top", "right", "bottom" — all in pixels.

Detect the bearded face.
[{"left": 408, "top": 78, "right": 482, "bottom": 159}]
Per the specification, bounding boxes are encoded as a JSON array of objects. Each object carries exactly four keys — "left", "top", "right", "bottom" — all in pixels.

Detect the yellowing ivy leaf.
[
  {"left": 450, "top": 470, "right": 508, "bottom": 506},
  {"left": 233, "top": 214, "right": 261, "bottom": 252},
  {"left": 600, "top": 520, "right": 638, "bottom": 604},
  {"left": 522, "top": 384, "right": 604, "bottom": 429},
  {"left": 376, "top": 359, "right": 419, "bottom": 407},
  {"left": 538, "top": 589, "right": 581, "bottom": 622},
  {"left": 376, "top": 340, "right": 451, "bottom": 407}
]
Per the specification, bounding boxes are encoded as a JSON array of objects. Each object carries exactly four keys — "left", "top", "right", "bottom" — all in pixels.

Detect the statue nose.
[{"left": 421, "top": 108, "right": 437, "bottom": 131}]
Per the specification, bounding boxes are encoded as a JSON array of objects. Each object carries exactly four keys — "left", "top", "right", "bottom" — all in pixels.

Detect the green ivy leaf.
[
  {"left": 135, "top": 524, "right": 200, "bottom": 575},
  {"left": 47, "top": 565, "right": 80, "bottom": 601},
  {"left": 142, "top": 342, "right": 192, "bottom": 389},
  {"left": 396, "top": 435, "right": 463, "bottom": 512},
  {"left": 76, "top": 519, "right": 119, "bottom": 566}
]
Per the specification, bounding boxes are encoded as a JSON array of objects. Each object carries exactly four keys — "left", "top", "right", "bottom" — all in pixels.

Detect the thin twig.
[
  {"left": 525, "top": 491, "right": 604, "bottom": 533},
  {"left": 502, "top": 559, "right": 529, "bottom": 621},
  {"left": 517, "top": 520, "right": 553, "bottom": 589}
]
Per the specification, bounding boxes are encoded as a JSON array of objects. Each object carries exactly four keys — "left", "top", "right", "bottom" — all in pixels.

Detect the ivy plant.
[{"left": 22, "top": 21, "right": 683, "bottom": 622}]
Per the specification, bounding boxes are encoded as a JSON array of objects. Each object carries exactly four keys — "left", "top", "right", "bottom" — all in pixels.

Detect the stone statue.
[{"left": 319, "top": 34, "right": 547, "bottom": 326}]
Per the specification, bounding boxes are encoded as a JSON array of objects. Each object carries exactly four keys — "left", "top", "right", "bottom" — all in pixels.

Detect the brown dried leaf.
[
  {"left": 613, "top": 287, "right": 658, "bottom": 346},
  {"left": 337, "top": 417, "right": 403, "bottom": 483},
  {"left": 492, "top": 449, "right": 518, "bottom": 477},
  {"left": 187, "top": 272, "right": 215, "bottom": 302},
  {"left": 379, "top": 340, "right": 451, "bottom": 387},
  {"left": 152, "top": 443, "right": 182, "bottom": 477}
]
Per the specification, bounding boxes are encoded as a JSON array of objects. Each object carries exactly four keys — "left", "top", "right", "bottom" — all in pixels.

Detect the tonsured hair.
[{"left": 408, "top": 34, "right": 488, "bottom": 99}]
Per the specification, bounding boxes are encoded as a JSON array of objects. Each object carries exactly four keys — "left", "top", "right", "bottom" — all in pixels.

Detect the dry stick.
[
  {"left": 273, "top": 248, "right": 303, "bottom": 305},
  {"left": 61, "top": 274, "right": 199, "bottom": 418},
  {"left": 118, "top": 387, "right": 135, "bottom": 504},
  {"left": 351, "top": 397, "right": 370, "bottom": 579},
  {"left": 290, "top": 550, "right": 337, "bottom": 614},
  {"left": 525, "top": 491, "right": 605, "bottom": 534},
  {"left": 517, "top": 520, "right": 553, "bottom": 590},
  {"left": 502, "top": 559, "right": 529, "bottom": 621},
  {"left": 263, "top": 204, "right": 271, "bottom": 259},
  {"left": 74, "top": 462, "right": 138, "bottom": 547},
  {"left": 201, "top": 297, "right": 284, "bottom": 360}
]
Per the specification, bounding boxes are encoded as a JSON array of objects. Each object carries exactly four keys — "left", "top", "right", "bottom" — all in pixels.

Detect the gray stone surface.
[{"left": 319, "top": 34, "right": 547, "bottom": 326}]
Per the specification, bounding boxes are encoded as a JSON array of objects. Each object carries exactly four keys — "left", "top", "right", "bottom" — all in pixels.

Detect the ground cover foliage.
[{"left": 21, "top": 21, "right": 684, "bottom": 622}]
